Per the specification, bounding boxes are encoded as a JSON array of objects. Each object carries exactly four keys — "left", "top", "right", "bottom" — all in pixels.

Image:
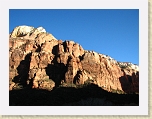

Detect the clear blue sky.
[{"left": 9, "top": 9, "right": 139, "bottom": 65}]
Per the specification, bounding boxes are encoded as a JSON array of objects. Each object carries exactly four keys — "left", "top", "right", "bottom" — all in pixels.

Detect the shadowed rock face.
[{"left": 9, "top": 26, "right": 139, "bottom": 93}]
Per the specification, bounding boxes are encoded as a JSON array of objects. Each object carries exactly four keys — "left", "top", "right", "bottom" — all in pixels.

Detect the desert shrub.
[
  {"left": 84, "top": 78, "right": 94, "bottom": 85},
  {"left": 59, "top": 83, "right": 76, "bottom": 88},
  {"left": 12, "top": 83, "right": 24, "bottom": 90},
  {"left": 119, "top": 65, "right": 128, "bottom": 69},
  {"left": 110, "top": 88, "right": 125, "bottom": 94}
]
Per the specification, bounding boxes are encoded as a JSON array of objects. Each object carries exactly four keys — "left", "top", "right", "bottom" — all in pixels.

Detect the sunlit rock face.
[
  {"left": 10, "top": 25, "right": 46, "bottom": 38},
  {"left": 117, "top": 62, "right": 139, "bottom": 71},
  {"left": 9, "top": 25, "right": 139, "bottom": 94}
]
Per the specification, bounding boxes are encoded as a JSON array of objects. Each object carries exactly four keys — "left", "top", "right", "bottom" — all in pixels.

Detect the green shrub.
[{"left": 110, "top": 88, "right": 125, "bottom": 94}]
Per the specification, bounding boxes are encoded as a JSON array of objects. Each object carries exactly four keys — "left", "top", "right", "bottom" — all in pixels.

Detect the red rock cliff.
[{"left": 9, "top": 26, "right": 139, "bottom": 93}]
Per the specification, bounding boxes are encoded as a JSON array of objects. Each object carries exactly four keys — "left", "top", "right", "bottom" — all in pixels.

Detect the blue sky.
[{"left": 9, "top": 9, "right": 139, "bottom": 65}]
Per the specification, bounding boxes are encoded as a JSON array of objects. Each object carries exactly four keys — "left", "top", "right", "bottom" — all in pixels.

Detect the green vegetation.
[
  {"left": 9, "top": 83, "right": 139, "bottom": 106},
  {"left": 110, "top": 88, "right": 126, "bottom": 94}
]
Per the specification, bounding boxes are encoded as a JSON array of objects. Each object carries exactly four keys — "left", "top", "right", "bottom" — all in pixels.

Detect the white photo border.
[{"left": 0, "top": 0, "right": 148, "bottom": 115}]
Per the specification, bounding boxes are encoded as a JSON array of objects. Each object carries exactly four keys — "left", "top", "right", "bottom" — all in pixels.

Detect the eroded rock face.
[
  {"left": 9, "top": 25, "right": 139, "bottom": 93},
  {"left": 10, "top": 25, "right": 46, "bottom": 38}
]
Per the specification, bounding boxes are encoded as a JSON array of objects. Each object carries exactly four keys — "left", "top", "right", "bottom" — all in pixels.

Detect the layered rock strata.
[{"left": 9, "top": 26, "right": 139, "bottom": 93}]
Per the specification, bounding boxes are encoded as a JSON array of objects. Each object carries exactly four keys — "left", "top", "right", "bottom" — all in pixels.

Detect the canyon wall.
[{"left": 9, "top": 26, "right": 139, "bottom": 93}]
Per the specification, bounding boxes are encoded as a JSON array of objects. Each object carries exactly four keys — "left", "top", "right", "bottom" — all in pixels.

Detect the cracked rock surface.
[{"left": 9, "top": 25, "right": 139, "bottom": 94}]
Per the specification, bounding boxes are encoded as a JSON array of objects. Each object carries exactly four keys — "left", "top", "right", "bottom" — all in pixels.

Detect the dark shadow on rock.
[
  {"left": 119, "top": 75, "right": 134, "bottom": 94},
  {"left": 52, "top": 45, "right": 58, "bottom": 55},
  {"left": 63, "top": 41, "right": 67, "bottom": 52},
  {"left": 9, "top": 83, "right": 139, "bottom": 106},
  {"left": 16, "top": 33, "right": 27, "bottom": 37},
  {"left": 12, "top": 53, "right": 32, "bottom": 87},
  {"left": 73, "top": 70, "right": 81, "bottom": 84},
  {"left": 45, "top": 55, "right": 67, "bottom": 87},
  {"left": 45, "top": 44, "right": 69, "bottom": 87},
  {"left": 79, "top": 53, "right": 85, "bottom": 61},
  {"left": 35, "top": 44, "right": 41, "bottom": 52}
]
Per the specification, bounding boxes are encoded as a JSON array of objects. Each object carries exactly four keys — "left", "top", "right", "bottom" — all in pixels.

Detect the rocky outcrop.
[
  {"left": 10, "top": 25, "right": 46, "bottom": 38},
  {"left": 117, "top": 62, "right": 139, "bottom": 72},
  {"left": 9, "top": 25, "right": 139, "bottom": 93}
]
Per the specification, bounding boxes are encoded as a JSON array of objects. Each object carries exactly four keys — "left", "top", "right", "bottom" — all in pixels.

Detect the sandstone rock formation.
[
  {"left": 10, "top": 25, "right": 46, "bottom": 38},
  {"left": 9, "top": 25, "right": 139, "bottom": 93}
]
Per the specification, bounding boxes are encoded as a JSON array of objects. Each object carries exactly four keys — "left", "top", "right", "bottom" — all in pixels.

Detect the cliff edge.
[{"left": 9, "top": 25, "right": 139, "bottom": 94}]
